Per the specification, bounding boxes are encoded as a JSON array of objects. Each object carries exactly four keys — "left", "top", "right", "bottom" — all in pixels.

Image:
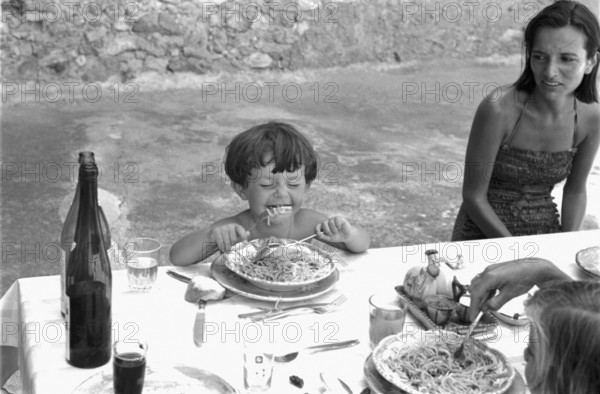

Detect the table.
[{"left": 2, "top": 229, "right": 599, "bottom": 393}]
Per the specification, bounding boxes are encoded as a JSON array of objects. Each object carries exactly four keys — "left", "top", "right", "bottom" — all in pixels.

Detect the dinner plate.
[
  {"left": 72, "top": 364, "right": 237, "bottom": 393},
  {"left": 575, "top": 246, "right": 600, "bottom": 279},
  {"left": 222, "top": 239, "right": 338, "bottom": 291},
  {"left": 211, "top": 257, "right": 339, "bottom": 302},
  {"left": 363, "top": 353, "right": 527, "bottom": 394},
  {"left": 371, "top": 332, "right": 516, "bottom": 394},
  {"left": 396, "top": 286, "right": 498, "bottom": 336},
  {"left": 489, "top": 292, "right": 532, "bottom": 327}
]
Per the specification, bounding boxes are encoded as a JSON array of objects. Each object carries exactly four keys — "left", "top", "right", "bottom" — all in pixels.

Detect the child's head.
[
  {"left": 524, "top": 280, "right": 600, "bottom": 394},
  {"left": 225, "top": 122, "right": 319, "bottom": 188},
  {"left": 514, "top": 0, "right": 600, "bottom": 103},
  {"left": 224, "top": 122, "right": 319, "bottom": 221}
]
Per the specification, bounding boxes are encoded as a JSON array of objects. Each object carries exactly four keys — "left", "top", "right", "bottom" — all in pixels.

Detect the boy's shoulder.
[
  {"left": 295, "top": 208, "right": 328, "bottom": 222},
  {"left": 211, "top": 210, "right": 252, "bottom": 228}
]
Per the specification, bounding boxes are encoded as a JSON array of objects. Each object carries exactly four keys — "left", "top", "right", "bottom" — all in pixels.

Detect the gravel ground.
[{"left": 2, "top": 57, "right": 600, "bottom": 394}]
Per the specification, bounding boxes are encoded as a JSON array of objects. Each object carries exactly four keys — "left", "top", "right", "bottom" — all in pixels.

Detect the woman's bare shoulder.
[{"left": 471, "top": 85, "right": 522, "bottom": 140}]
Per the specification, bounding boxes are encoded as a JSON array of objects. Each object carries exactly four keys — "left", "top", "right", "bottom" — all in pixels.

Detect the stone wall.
[{"left": 1, "top": 0, "right": 549, "bottom": 83}]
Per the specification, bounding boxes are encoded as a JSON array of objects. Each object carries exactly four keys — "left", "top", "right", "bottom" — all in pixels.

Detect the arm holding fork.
[
  {"left": 170, "top": 216, "right": 250, "bottom": 267},
  {"left": 314, "top": 216, "right": 371, "bottom": 253}
]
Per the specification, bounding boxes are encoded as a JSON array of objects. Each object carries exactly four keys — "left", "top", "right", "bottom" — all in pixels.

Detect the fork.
[
  {"left": 454, "top": 290, "right": 495, "bottom": 361},
  {"left": 245, "top": 210, "right": 271, "bottom": 233},
  {"left": 246, "top": 206, "right": 290, "bottom": 232},
  {"left": 263, "top": 294, "right": 347, "bottom": 322},
  {"left": 293, "top": 231, "right": 325, "bottom": 245}
]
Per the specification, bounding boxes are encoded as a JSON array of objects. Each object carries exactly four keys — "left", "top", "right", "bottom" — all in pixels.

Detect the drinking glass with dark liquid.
[{"left": 113, "top": 340, "right": 147, "bottom": 394}]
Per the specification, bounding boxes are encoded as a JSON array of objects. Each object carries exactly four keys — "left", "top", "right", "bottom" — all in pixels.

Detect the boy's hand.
[
  {"left": 315, "top": 216, "right": 354, "bottom": 243},
  {"left": 209, "top": 224, "right": 249, "bottom": 252}
]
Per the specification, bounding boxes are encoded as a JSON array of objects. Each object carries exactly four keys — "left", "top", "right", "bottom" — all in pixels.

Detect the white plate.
[
  {"left": 576, "top": 246, "right": 600, "bottom": 279},
  {"left": 211, "top": 257, "right": 339, "bottom": 302},
  {"left": 371, "top": 332, "right": 515, "bottom": 394},
  {"left": 222, "top": 239, "right": 337, "bottom": 291},
  {"left": 364, "top": 353, "right": 526, "bottom": 394},
  {"left": 489, "top": 292, "right": 532, "bottom": 327},
  {"left": 72, "top": 364, "right": 237, "bottom": 393}
]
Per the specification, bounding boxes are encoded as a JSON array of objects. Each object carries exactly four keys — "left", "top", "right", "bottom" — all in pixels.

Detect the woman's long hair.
[
  {"left": 514, "top": 0, "right": 600, "bottom": 103},
  {"left": 525, "top": 280, "right": 600, "bottom": 394}
]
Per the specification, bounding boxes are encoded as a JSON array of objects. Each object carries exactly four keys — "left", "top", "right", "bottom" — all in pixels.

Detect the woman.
[
  {"left": 468, "top": 259, "right": 600, "bottom": 394},
  {"left": 452, "top": 0, "right": 600, "bottom": 240}
]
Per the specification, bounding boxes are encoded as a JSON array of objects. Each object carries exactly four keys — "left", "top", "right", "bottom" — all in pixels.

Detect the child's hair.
[
  {"left": 524, "top": 280, "right": 600, "bottom": 394},
  {"left": 224, "top": 122, "right": 319, "bottom": 187},
  {"left": 513, "top": 0, "right": 600, "bottom": 103}
]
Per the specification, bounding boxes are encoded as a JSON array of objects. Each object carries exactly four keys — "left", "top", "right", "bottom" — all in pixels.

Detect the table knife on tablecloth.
[{"left": 193, "top": 299, "right": 207, "bottom": 347}]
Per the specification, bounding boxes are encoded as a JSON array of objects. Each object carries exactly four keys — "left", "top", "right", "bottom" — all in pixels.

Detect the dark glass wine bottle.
[
  {"left": 61, "top": 152, "right": 111, "bottom": 317},
  {"left": 65, "top": 160, "right": 112, "bottom": 368}
]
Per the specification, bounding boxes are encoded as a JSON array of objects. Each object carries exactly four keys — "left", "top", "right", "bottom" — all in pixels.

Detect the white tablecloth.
[{"left": 1, "top": 230, "right": 598, "bottom": 393}]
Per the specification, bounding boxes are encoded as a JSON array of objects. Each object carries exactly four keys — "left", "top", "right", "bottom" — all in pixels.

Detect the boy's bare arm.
[
  {"left": 169, "top": 216, "right": 247, "bottom": 266},
  {"left": 300, "top": 209, "right": 370, "bottom": 253}
]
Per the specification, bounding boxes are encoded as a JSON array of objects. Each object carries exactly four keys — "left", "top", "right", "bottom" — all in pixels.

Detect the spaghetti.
[
  {"left": 376, "top": 336, "right": 513, "bottom": 394},
  {"left": 225, "top": 239, "right": 333, "bottom": 284}
]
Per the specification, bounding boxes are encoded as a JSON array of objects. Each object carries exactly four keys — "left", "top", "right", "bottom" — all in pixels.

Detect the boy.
[{"left": 170, "top": 122, "right": 370, "bottom": 266}]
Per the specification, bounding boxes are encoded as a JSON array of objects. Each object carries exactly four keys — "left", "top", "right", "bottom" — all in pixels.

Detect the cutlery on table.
[
  {"left": 193, "top": 299, "right": 206, "bottom": 347},
  {"left": 275, "top": 339, "right": 359, "bottom": 363},
  {"left": 320, "top": 371, "right": 354, "bottom": 394},
  {"left": 262, "top": 294, "right": 347, "bottom": 322},
  {"left": 454, "top": 290, "right": 495, "bottom": 361},
  {"left": 238, "top": 302, "right": 329, "bottom": 319},
  {"left": 166, "top": 270, "right": 192, "bottom": 283}
]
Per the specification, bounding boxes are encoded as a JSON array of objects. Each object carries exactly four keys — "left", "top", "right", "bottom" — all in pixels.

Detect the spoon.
[{"left": 274, "top": 339, "right": 359, "bottom": 363}]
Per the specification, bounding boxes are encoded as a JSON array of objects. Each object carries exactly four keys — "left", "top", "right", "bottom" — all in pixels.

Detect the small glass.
[
  {"left": 113, "top": 339, "right": 148, "bottom": 394},
  {"left": 124, "top": 238, "right": 161, "bottom": 291},
  {"left": 369, "top": 292, "right": 408, "bottom": 348},
  {"left": 243, "top": 336, "right": 274, "bottom": 392}
]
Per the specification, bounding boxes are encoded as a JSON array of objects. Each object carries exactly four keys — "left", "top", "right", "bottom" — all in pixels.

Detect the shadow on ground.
[{"left": 2, "top": 58, "right": 599, "bottom": 299}]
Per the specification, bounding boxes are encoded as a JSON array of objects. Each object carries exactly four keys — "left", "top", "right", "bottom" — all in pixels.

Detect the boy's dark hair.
[
  {"left": 224, "top": 122, "right": 319, "bottom": 187},
  {"left": 514, "top": 0, "right": 600, "bottom": 103}
]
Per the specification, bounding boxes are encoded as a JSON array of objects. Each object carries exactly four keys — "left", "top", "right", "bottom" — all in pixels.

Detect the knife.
[
  {"left": 320, "top": 371, "right": 353, "bottom": 394},
  {"left": 167, "top": 270, "right": 192, "bottom": 283},
  {"left": 193, "top": 299, "right": 207, "bottom": 347}
]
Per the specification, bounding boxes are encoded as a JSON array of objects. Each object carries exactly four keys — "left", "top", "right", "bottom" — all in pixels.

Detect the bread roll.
[{"left": 184, "top": 275, "right": 226, "bottom": 302}]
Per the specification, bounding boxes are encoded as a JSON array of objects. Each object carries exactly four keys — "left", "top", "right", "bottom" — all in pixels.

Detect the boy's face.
[{"left": 234, "top": 161, "right": 309, "bottom": 224}]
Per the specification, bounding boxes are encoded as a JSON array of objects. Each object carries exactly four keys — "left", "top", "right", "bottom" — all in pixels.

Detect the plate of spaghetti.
[
  {"left": 372, "top": 331, "right": 515, "bottom": 394},
  {"left": 222, "top": 238, "right": 337, "bottom": 291}
]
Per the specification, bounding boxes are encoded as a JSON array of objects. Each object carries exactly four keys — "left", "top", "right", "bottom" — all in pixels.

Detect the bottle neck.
[{"left": 74, "top": 165, "right": 104, "bottom": 248}]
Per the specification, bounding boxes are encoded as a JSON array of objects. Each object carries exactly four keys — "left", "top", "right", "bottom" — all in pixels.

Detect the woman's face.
[{"left": 530, "top": 25, "right": 597, "bottom": 100}]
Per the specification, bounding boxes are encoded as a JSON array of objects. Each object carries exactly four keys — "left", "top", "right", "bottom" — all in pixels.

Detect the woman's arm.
[
  {"left": 461, "top": 89, "right": 513, "bottom": 238},
  {"left": 561, "top": 105, "right": 600, "bottom": 231},
  {"left": 468, "top": 258, "right": 572, "bottom": 320}
]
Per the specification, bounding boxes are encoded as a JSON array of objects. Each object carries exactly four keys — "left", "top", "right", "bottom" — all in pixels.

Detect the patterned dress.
[{"left": 452, "top": 99, "right": 577, "bottom": 241}]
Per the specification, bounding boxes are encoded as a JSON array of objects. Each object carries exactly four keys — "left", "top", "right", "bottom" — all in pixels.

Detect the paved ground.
[
  {"left": 2, "top": 57, "right": 600, "bottom": 298},
  {"left": 2, "top": 56, "right": 600, "bottom": 394}
]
